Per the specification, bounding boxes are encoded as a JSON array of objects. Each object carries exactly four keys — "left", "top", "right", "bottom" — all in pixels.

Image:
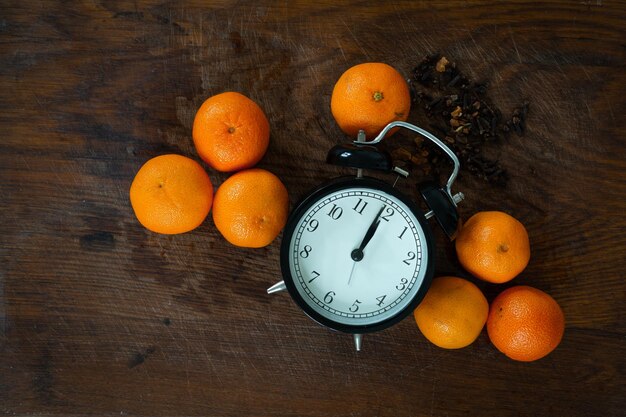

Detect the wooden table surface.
[{"left": 1, "top": 1, "right": 625, "bottom": 416}]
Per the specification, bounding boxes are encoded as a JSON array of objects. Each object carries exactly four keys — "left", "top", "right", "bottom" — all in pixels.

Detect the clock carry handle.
[{"left": 355, "top": 121, "right": 465, "bottom": 240}]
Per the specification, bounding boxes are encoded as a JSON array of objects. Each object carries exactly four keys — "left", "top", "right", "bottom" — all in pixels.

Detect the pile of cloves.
[{"left": 393, "top": 54, "right": 529, "bottom": 187}]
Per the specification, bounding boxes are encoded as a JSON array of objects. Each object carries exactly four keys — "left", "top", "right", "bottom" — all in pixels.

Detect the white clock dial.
[{"left": 288, "top": 187, "right": 429, "bottom": 327}]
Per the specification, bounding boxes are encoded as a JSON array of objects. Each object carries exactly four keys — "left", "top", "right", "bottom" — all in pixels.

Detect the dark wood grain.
[{"left": 1, "top": 1, "right": 625, "bottom": 416}]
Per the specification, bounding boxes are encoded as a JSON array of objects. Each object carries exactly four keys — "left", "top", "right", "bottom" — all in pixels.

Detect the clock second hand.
[
  {"left": 348, "top": 204, "right": 386, "bottom": 286},
  {"left": 347, "top": 260, "right": 358, "bottom": 286}
]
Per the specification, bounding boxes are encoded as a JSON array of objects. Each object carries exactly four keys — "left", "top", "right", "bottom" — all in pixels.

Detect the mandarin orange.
[
  {"left": 487, "top": 286, "right": 565, "bottom": 362},
  {"left": 414, "top": 276, "right": 489, "bottom": 349},
  {"left": 330, "top": 62, "right": 411, "bottom": 139},
  {"left": 455, "top": 211, "right": 530, "bottom": 283},
  {"left": 130, "top": 154, "right": 213, "bottom": 234},
  {"left": 212, "top": 168, "right": 288, "bottom": 248},
  {"left": 193, "top": 92, "right": 270, "bottom": 172}
]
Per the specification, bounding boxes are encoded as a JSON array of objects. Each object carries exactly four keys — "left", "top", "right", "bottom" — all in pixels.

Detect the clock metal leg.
[
  {"left": 267, "top": 280, "right": 287, "bottom": 294},
  {"left": 353, "top": 333, "right": 363, "bottom": 351}
]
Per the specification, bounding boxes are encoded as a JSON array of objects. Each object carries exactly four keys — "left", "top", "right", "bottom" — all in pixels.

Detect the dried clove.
[{"left": 403, "top": 54, "right": 531, "bottom": 186}]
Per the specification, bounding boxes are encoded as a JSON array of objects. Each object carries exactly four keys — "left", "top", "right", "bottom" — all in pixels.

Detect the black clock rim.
[{"left": 279, "top": 176, "right": 435, "bottom": 334}]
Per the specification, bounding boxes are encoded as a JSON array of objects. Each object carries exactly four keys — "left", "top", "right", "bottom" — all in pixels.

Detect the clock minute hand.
[{"left": 351, "top": 205, "right": 386, "bottom": 262}]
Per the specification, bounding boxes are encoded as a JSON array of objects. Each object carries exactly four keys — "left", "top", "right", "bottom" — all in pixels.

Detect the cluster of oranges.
[
  {"left": 415, "top": 211, "right": 564, "bottom": 362},
  {"left": 330, "top": 63, "right": 564, "bottom": 362},
  {"left": 130, "top": 92, "right": 288, "bottom": 248}
]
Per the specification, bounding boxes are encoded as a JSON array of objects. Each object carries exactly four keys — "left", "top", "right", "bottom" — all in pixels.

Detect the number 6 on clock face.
[{"left": 280, "top": 177, "right": 434, "bottom": 333}]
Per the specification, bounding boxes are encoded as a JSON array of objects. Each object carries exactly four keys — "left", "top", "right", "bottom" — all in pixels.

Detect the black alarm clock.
[{"left": 268, "top": 121, "right": 464, "bottom": 351}]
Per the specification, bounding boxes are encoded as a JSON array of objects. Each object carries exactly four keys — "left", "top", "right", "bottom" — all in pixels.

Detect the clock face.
[{"left": 281, "top": 177, "right": 434, "bottom": 333}]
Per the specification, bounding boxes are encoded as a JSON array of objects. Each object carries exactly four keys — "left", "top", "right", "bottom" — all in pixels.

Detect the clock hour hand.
[{"left": 351, "top": 205, "right": 385, "bottom": 262}]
